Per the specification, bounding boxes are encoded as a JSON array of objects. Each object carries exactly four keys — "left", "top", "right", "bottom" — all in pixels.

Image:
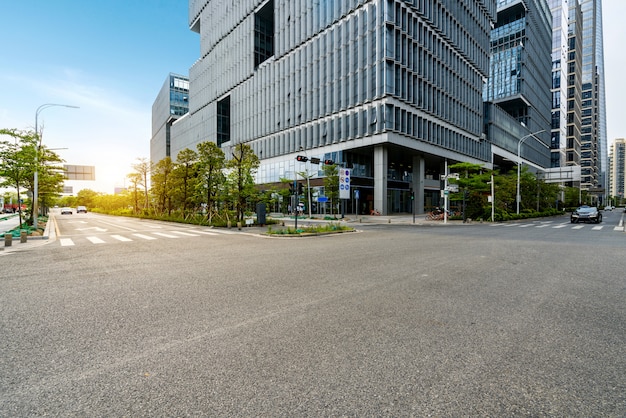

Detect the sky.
[{"left": 1, "top": 0, "right": 626, "bottom": 194}]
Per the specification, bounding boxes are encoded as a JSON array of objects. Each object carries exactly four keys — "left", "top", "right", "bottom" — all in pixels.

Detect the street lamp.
[
  {"left": 516, "top": 129, "right": 547, "bottom": 215},
  {"left": 33, "top": 103, "right": 79, "bottom": 224}
]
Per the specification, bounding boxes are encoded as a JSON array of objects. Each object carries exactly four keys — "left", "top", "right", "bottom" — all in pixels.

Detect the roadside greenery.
[
  {"left": 266, "top": 222, "right": 353, "bottom": 236},
  {"left": 1, "top": 128, "right": 615, "bottom": 230},
  {"left": 447, "top": 162, "right": 586, "bottom": 222}
]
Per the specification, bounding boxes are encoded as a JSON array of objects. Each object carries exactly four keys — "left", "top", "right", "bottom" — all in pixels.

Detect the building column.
[
  {"left": 413, "top": 155, "right": 425, "bottom": 214},
  {"left": 374, "top": 145, "right": 388, "bottom": 215}
]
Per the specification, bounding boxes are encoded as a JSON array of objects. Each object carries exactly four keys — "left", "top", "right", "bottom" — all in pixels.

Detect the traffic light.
[
  {"left": 410, "top": 190, "right": 415, "bottom": 200},
  {"left": 296, "top": 155, "right": 308, "bottom": 162},
  {"left": 298, "top": 183, "right": 304, "bottom": 195},
  {"left": 324, "top": 159, "right": 334, "bottom": 165},
  {"left": 289, "top": 183, "right": 295, "bottom": 195}
]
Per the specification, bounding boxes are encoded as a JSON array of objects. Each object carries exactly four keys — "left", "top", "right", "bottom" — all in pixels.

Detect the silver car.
[{"left": 570, "top": 205, "right": 602, "bottom": 224}]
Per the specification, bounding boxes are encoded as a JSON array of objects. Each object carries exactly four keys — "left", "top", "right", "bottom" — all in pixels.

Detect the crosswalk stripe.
[
  {"left": 86, "top": 236, "right": 106, "bottom": 244},
  {"left": 552, "top": 225, "right": 567, "bottom": 229},
  {"left": 152, "top": 232, "right": 179, "bottom": 238},
  {"left": 132, "top": 233, "right": 157, "bottom": 240},
  {"left": 111, "top": 235, "right": 133, "bottom": 242},
  {"left": 614, "top": 226, "right": 624, "bottom": 231},
  {"left": 187, "top": 229, "right": 220, "bottom": 235},
  {"left": 60, "top": 238, "right": 75, "bottom": 246},
  {"left": 591, "top": 226, "right": 603, "bottom": 230},
  {"left": 572, "top": 225, "right": 584, "bottom": 229},
  {"left": 171, "top": 231, "right": 200, "bottom": 237}
]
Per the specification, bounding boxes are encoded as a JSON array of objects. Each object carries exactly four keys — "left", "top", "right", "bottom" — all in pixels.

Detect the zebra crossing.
[
  {"left": 490, "top": 221, "right": 624, "bottom": 232},
  {"left": 57, "top": 228, "right": 238, "bottom": 247}
]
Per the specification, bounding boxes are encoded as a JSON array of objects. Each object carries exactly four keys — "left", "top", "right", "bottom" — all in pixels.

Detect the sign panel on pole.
[{"left": 339, "top": 168, "right": 351, "bottom": 199}]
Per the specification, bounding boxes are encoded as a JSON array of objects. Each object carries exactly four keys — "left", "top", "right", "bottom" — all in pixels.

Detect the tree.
[
  {"left": 126, "top": 172, "right": 143, "bottom": 214},
  {"left": 226, "top": 143, "right": 259, "bottom": 223},
  {"left": 173, "top": 148, "right": 199, "bottom": 218},
  {"left": 151, "top": 157, "right": 175, "bottom": 215},
  {"left": 132, "top": 158, "right": 151, "bottom": 213},
  {"left": 0, "top": 129, "right": 35, "bottom": 228},
  {"left": 448, "top": 162, "right": 492, "bottom": 220},
  {"left": 322, "top": 164, "right": 339, "bottom": 214},
  {"left": 196, "top": 141, "right": 225, "bottom": 222}
]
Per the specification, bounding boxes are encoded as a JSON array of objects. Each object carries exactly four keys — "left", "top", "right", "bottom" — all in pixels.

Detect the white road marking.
[
  {"left": 187, "top": 229, "right": 220, "bottom": 236},
  {"left": 591, "top": 226, "right": 603, "bottom": 230},
  {"left": 152, "top": 232, "right": 179, "bottom": 238},
  {"left": 132, "top": 233, "right": 157, "bottom": 240},
  {"left": 572, "top": 225, "right": 584, "bottom": 230},
  {"left": 86, "top": 236, "right": 106, "bottom": 244},
  {"left": 60, "top": 238, "right": 75, "bottom": 246},
  {"left": 171, "top": 231, "right": 200, "bottom": 237},
  {"left": 111, "top": 235, "right": 133, "bottom": 242}
]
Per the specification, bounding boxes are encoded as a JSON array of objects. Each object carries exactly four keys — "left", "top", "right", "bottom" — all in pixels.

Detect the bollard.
[
  {"left": 4, "top": 233, "right": 12, "bottom": 247},
  {"left": 20, "top": 230, "right": 27, "bottom": 243},
  {"left": 237, "top": 221, "right": 242, "bottom": 230}
]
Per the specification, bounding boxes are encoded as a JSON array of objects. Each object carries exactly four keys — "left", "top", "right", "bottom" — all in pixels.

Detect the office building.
[
  {"left": 171, "top": 0, "right": 498, "bottom": 215},
  {"left": 483, "top": 0, "right": 553, "bottom": 173},
  {"left": 609, "top": 138, "right": 625, "bottom": 204},
  {"left": 151, "top": 73, "right": 190, "bottom": 164},
  {"left": 576, "top": 0, "right": 607, "bottom": 202}
]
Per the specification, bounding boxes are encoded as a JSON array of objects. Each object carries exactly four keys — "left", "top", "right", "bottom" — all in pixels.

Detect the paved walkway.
[{"left": 0, "top": 214, "right": 53, "bottom": 255}]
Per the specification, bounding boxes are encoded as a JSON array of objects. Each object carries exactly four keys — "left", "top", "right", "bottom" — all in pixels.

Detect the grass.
[{"left": 266, "top": 222, "right": 354, "bottom": 236}]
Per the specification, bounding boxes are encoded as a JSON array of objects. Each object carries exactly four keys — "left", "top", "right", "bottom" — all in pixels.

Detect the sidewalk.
[
  {"left": 270, "top": 213, "right": 474, "bottom": 226},
  {"left": 0, "top": 214, "right": 53, "bottom": 254}
]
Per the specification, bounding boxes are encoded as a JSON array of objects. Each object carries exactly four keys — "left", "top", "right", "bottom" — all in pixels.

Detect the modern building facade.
[
  {"left": 171, "top": 0, "right": 499, "bottom": 215},
  {"left": 576, "top": 0, "right": 607, "bottom": 202},
  {"left": 150, "top": 73, "right": 190, "bottom": 164},
  {"left": 609, "top": 138, "right": 625, "bottom": 204},
  {"left": 483, "top": 0, "right": 553, "bottom": 173}
]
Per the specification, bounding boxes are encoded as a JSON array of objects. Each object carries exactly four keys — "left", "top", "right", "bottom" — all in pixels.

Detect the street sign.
[
  {"left": 318, "top": 196, "right": 328, "bottom": 202},
  {"left": 339, "top": 168, "right": 351, "bottom": 199}
]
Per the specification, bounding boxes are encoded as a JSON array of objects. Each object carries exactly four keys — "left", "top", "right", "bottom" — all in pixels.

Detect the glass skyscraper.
[
  {"left": 576, "top": 0, "right": 607, "bottom": 201},
  {"left": 150, "top": 73, "right": 190, "bottom": 163},
  {"left": 484, "top": 0, "right": 553, "bottom": 171}
]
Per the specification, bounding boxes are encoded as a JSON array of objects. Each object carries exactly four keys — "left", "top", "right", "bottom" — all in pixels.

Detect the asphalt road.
[{"left": 1, "top": 216, "right": 625, "bottom": 416}]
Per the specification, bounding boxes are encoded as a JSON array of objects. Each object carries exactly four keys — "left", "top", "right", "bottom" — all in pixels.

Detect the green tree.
[
  {"left": 126, "top": 172, "right": 143, "bottom": 214},
  {"left": 196, "top": 141, "right": 225, "bottom": 222},
  {"left": 226, "top": 143, "right": 259, "bottom": 223},
  {"left": 322, "top": 164, "right": 339, "bottom": 214},
  {"left": 76, "top": 189, "right": 100, "bottom": 210},
  {"left": 174, "top": 148, "right": 199, "bottom": 218},
  {"left": 0, "top": 129, "right": 35, "bottom": 228},
  {"left": 132, "top": 157, "right": 151, "bottom": 213},
  {"left": 448, "top": 162, "right": 492, "bottom": 220},
  {"left": 151, "top": 157, "right": 175, "bottom": 215}
]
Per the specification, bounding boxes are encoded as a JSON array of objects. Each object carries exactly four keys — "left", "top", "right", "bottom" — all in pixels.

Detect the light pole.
[
  {"left": 516, "top": 129, "right": 547, "bottom": 215},
  {"left": 33, "top": 103, "right": 78, "bottom": 224}
]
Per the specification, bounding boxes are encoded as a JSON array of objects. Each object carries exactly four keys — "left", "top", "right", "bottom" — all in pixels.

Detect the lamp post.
[
  {"left": 33, "top": 103, "right": 78, "bottom": 224},
  {"left": 516, "top": 129, "right": 547, "bottom": 215}
]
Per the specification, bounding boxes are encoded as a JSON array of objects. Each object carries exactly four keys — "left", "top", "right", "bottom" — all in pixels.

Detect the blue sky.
[
  {"left": 0, "top": 0, "right": 197, "bottom": 193},
  {"left": 1, "top": 1, "right": 626, "bottom": 194}
]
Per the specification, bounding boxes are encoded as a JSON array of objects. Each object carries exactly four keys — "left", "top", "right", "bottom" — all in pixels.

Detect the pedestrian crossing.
[
  {"left": 57, "top": 228, "right": 238, "bottom": 247},
  {"left": 490, "top": 221, "right": 624, "bottom": 232}
]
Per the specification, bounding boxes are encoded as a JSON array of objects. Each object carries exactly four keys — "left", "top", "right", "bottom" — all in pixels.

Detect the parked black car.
[{"left": 571, "top": 205, "right": 602, "bottom": 223}]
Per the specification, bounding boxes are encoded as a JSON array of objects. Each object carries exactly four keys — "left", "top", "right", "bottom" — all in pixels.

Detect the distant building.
[
  {"left": 575, "top": 0, "right": 607, "bottom": 201},
  {"left": 150, "top": 73, "right": 189, "bottom": 164},
  {"left": 609, "top": 138, "right": 625, "bottom": 203}
]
